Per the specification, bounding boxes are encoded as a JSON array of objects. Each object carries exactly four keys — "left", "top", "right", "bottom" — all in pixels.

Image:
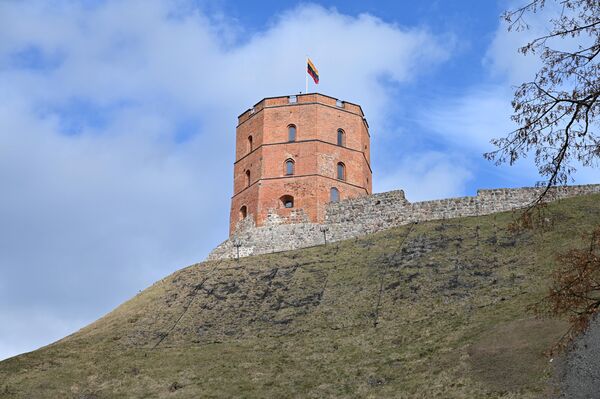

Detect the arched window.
[
  {"left": 248, "top": 135, "right": 253, "bottom": 152},
  {"left": 245, "top": 170, "right": 251, "bottom": 187},
  {"left": 284, "top": 159, "right": 295, "bottom": 175},
  {"left": 337, "top": 162, "right": 345, "bottom": 180},
  {"left": 280, "top": 195, "right": 294, "bottom": 208},
  {"left": 337, "top": 129, "right": 345, "bottom": 146},
  {"left": 330, "top": 187, "right": 340, "bottom": 203},
  {"left": 288, "top": 125, "right": 296, "bottom": 142},
  {"left": 239, "top": 206, "right": 247, "bottom": 220}
]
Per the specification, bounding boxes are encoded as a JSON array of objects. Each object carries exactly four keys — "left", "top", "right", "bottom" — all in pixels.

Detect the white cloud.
[
  {"left": 0, "top": 1, "right": 450, "bottom": 360},
  {"left": 483, "top": 1, "right": 589, "bottom": 86},
  {"left": 418, "top": 82, "right": 600, "bottom": 188},
  {"left": 375, "top": 152, "right": 473, "bottom": 202},
  {"left": 419, "top": 86, "right": 515, "bottom": 152},
  {"left": 483, "top": 16, "right": 542, "bottom": 84}
]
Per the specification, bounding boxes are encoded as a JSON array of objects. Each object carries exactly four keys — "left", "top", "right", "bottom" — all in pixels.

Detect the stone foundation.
[{"left": 208, "top": 184, "right": 600, "bottom": 260}]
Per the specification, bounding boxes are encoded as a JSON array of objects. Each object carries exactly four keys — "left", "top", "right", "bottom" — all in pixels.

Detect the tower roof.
[{"left": 237, "top": 93, "right": 367, "bottom": 129}]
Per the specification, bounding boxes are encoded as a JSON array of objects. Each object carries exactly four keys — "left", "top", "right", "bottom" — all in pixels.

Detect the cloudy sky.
[{"left": 1, "top": 0, "right": 598, "bottom": 360}]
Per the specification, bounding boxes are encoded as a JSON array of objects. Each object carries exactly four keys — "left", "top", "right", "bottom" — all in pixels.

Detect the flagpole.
[{"left": 305, "top": 55, "right": 308, "bottom": 94}]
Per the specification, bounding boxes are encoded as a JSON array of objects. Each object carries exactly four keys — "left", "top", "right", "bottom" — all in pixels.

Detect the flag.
[{"left": 307, "top": 58, "right": 319, "bottom": 84}]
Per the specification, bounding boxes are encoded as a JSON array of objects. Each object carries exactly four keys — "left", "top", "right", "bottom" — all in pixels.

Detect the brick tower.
[{"left": 229, "top": 93, "right": 372, "bottom": 235}]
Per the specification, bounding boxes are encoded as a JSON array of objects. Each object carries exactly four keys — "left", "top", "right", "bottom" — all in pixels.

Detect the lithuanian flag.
[{"left": 307, "top": 58, "right": 319, "bottom": 84}]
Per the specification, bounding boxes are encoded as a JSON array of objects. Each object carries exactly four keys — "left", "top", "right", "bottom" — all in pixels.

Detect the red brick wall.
[{"left": 230, "top": 93, "right": 372, "bottom": 234}]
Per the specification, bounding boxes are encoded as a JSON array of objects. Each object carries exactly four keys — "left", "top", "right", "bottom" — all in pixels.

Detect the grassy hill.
[{"left": 2, "top": 194, "right": 600, "bottom": 398}]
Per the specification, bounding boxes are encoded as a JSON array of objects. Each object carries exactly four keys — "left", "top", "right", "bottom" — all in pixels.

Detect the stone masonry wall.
[{"left": 207, "top": 184, "right": 600, "bottom": 260}]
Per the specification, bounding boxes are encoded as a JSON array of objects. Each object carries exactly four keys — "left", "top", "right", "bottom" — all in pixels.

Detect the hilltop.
[{"left": 1, "top": 194, "right": 600, "bottom": 398}]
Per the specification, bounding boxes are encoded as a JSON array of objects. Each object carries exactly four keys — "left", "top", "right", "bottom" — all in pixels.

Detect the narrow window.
[
  {"left": 337, "top": 162, "right": 345, "bottom": 180},
  {"left": 330, "top": 187, "right": 340, "bottom": 203},
  {"left": 248, "top": 135, "right": 253, "bottom": 152},
  {"left": 336, "top": 99, "right": 344, "bottom": 108},
  {"left": 288, "top": 125, "right": 296, "bottom": 142},
  {"left": 245, "top": 170, "right": 251, "bottom": 187},
  {"left": 285, "top": 159, "right": 295, "bottom": 175},
  {"left": 337, "top": 129, "right": 345, "bottom": 146},
  {"left": 240, "top": 206, "right": 247, "bottom": 220},
  {"left": 289, "top": 95, "right": 297, "bottom": 103},
  {"left": 280, "top": 195, "right": 294, "bottom": 208}
]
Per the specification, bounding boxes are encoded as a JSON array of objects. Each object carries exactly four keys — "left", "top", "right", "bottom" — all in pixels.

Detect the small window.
[
  {"left": 245, "top": 170, "right": 251, "bottom": 187},
  {"left": 280, "top": 195, "right": 294, "bottom": 208},
  {"left": 337, "top": 162, "right": 345, "bottom": 180},
  {"left": 289, "top": 95, "right": 297, "bottom": 103},
  {"left": 288, "top": 125, "right": 296, "bottom": 142},
  {"left": 240, "top": 206, "right": 247, "bottom": 220},
  {"left": 336, "top": 99, "right": 344, "bottom": 108},
  {"left": 337, "top": 129, "right": 345, "bottom": 146},
  {"left": 330, "top": 187, "right": 340, "bottom": 203},
  {"left": 285, "top": 159, "right": 295, "bottom": 175},
  {"left": 248, "top": 135, "right": 253, "bottom": 152}
]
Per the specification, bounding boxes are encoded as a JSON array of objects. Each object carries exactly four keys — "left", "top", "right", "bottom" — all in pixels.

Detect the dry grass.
[{"left": 1, "top": 194, "right": 598, "bottom": 398}]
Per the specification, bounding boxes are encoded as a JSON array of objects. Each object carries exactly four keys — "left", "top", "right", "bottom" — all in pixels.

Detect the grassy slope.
[{"left": 1, "top": 194, "right": 599, "bottom": 399}]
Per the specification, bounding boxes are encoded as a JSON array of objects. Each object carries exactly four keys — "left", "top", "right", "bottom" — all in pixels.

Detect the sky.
[{"left": 1, "top": 0, "right": 599, "bottom": 361}]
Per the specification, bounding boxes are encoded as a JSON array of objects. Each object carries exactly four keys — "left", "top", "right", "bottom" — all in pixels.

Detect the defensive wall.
[{"left": 207, "top": 184, "right": 600, "bottom": 260}]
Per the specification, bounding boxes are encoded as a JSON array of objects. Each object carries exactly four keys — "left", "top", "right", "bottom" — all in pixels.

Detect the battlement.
[
  {"left": 208, "top": 184, "right": 600, "bottom": 260},
  {"left": 237, "top": 93, "right": 367, "bottom": 127}
]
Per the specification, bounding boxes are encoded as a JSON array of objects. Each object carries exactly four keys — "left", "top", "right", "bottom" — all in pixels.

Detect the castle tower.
[{"left": 230, "top": 93, "right": 372, "bottom": 235}]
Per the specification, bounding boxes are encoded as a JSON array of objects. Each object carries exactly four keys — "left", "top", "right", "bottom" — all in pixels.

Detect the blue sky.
[{"left": 0, "top": 0, "right": 598, "bottom": 360}]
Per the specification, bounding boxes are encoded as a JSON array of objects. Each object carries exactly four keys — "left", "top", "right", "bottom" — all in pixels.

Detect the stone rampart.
[{"left": 207, "top": 184, "right": 600, "bottom": 260}]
